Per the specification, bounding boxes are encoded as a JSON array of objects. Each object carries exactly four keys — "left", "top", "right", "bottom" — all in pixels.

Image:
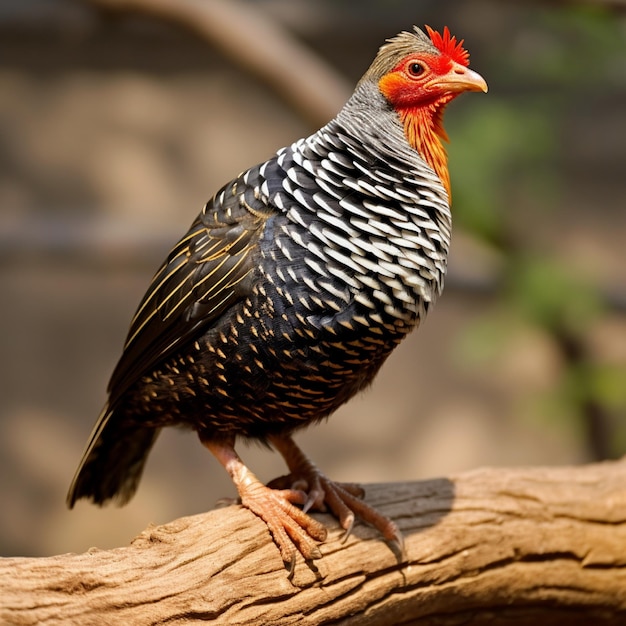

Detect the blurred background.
[{"left": 1, "top": 0, "right": 625, "bottom": 558}]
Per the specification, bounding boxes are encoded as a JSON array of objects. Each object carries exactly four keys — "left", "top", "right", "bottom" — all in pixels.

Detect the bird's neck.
[{"left": 398, "top": 101, "right": 451, "bottom": 200}]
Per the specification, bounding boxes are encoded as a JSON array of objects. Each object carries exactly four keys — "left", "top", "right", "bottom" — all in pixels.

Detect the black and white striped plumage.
[{"left": 68, "top": 26, "right": 486, "bottom": 567}]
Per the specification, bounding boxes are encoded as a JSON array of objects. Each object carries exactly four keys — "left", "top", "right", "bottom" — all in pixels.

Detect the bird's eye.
[{"left": 408, "top": 62, "right": 425, "bottom": 77}]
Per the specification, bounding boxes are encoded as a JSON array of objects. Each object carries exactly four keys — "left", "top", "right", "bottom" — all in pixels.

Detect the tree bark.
[{"left": 2, "top": 459, "right": 626, "bottom": 625}]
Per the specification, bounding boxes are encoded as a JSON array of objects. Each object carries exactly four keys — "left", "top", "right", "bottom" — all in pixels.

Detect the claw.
[
  {"left": 340, "top": 513, "right": 355, "bottom": 543},
  {"left": 286, "top": 554, "right": 297, "bottom": 580},
  {"left": 302, "top": 494, "right": 315, "bottom": 515},
  {"left": 395, "top": 532, "right": 406, "bottom": 561},
  {"left": 302, "top": 487, "right": 325, "bottom": 514}
]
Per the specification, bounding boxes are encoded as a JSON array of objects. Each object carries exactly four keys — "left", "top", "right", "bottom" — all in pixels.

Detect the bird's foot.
[
  {"left": 269, "top": 434, "right": 405, "bottom": 558},
  {"left": 238, "top": 479, "right": 328, "bottom": 567}
]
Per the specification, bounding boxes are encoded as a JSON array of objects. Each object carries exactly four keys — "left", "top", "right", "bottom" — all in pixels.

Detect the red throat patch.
[
  {"left": 425, "top": 25, "right": 470, "bottom": 67},
  {"left": 399, "top": 105, "right": 451, "bottom": 200}
]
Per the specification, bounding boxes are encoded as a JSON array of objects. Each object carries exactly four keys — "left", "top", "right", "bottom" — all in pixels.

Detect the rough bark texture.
[{"left": 2, "top": 459, "right": 626, "bottom": 625}]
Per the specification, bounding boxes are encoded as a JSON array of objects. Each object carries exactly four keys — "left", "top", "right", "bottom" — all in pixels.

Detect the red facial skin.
[{"left": 378, "top": 27, "right": 487, "bottom": 199}]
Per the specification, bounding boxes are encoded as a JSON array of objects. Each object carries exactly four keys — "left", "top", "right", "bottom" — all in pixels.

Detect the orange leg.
[{"left": 201, "top": 436, "right": 327, "bottom": 568}]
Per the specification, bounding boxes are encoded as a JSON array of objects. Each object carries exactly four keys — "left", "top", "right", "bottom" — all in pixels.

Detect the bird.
[{"left": 67, "top": 25, "right": 487, "bottom": 569}]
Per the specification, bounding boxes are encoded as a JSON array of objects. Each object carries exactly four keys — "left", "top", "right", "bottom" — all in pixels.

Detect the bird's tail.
[{"left": 66, "top": 403, "right": 161, "bottom": 508}]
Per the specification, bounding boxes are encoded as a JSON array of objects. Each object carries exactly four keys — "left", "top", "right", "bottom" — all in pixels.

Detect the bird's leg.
[
  {"left": 200, "top": 436, "right": 327, "bottom": 566},
  {"left": 269, "top": 434, "right": 404, "bottom": 555}
]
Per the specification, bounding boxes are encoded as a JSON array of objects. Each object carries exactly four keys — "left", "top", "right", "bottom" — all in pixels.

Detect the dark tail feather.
[{"left": 67, "top": 404, "right": 161, "bottom": 508}]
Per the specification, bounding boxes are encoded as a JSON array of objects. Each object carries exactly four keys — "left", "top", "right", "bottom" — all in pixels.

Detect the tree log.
[{"left": 2, "top": 459, "right": 626, "bottom": 625}]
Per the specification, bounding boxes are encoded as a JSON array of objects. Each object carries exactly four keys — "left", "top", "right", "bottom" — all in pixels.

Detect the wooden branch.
[
  {"left": 80, "top": 0, "right": 352, "bottom": 127},
  {"left": 2, "top": 459, "right": 626, "bottom": 625}
]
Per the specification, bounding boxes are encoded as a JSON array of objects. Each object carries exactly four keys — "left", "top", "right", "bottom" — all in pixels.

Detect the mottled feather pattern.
[
  {"left": 112, "top": 83, "right": 452, "bottom": 439},
  {"left": 81, "top": 81, "right": 452, "bottom": 446},
  {"left": 65, "top": 26, "right": 479, "bottom": 520}
]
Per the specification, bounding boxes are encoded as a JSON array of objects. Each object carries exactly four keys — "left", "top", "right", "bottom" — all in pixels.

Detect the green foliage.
[
  {"left": 506, "top": 256, "right": 604, "bottom": 334},
  {"left": 525, "top": 6, "right": 626, "bottom": 86},
  {"left": 590, "top": 364, "right": 626, "bottom": 414},
  {"left": 530, "top": 361, "right": 626, "bottom": 457}
]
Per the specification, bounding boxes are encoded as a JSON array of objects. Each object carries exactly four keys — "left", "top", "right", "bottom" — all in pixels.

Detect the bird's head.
[{"left": 364, "top": 26, "right": 487, "bottom": 199}]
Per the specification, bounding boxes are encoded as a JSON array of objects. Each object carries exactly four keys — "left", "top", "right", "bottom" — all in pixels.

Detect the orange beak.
[{"left": 426, "top": 61, "right": 488, "bottom": 94}]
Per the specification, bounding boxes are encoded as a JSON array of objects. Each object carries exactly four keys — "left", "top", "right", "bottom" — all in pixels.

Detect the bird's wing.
[{"left": 107, "top": 176, "right": 274, "bottom": 407}]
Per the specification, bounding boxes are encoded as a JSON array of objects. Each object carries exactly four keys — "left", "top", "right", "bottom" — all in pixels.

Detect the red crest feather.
[{"left": 425, "top": 25, "right": 470, "bottom": 67}]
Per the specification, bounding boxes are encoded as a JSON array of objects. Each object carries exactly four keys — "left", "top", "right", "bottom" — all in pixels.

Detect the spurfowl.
[{"left": 68, "top": 25, "right": 487, "bottom": 569}]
